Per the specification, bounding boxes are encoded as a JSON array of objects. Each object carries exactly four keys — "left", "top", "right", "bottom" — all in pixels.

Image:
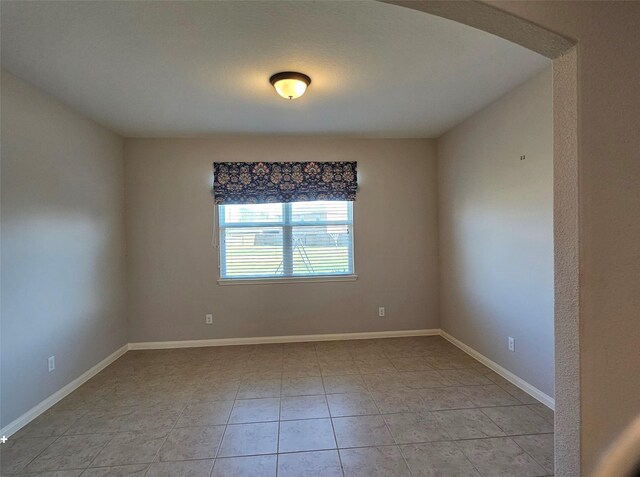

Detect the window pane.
[
  {"left": 222, "top": 227, "right": 283, "bottom": 277},
  {"left": 291, "top": 225, "right": 352, "bottom": 275},
  {"left": 219, "top": 201, "right": 354, "bottom": 279},
  {"left": 291, "top": 201, "right": 349, "bottom": 223},
  {"left": 222, "top": 203, "right": 283, "bottom": 224}
]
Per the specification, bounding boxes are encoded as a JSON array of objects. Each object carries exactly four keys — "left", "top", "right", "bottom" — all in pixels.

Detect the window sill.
[{"left": 217, "top": 274, "right": 358, "bottom": 286}]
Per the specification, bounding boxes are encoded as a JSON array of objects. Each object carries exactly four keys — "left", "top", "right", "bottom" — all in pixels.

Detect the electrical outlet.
[
  {"left": 508, "top": 337, "right": 515, "bottom": 352},
  {"left": 378, "top": 307, "right": 385, "bottom": 317},
  {"left": 48, "top": 356, "right": 55, "bottom": 372},
  {"left": 205, "top": 314, "right": 213, "bottom": 325}
]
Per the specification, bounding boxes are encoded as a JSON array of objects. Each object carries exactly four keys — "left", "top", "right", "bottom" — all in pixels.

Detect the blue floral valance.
[{"left": 212, "top": 161, "right": 358, "bottom": 205}]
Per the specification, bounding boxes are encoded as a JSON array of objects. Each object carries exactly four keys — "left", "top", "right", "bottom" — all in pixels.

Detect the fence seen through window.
[{"left": 218, "top": 201, "right": 354, "bottom": 279}]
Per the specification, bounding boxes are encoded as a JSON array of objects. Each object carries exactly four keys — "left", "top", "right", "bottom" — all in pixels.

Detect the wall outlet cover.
[
  {"left": 48, "top": 356, "right": 55, "bottom": 372},
  {"left": 378, "top": 307, "right": 385, "bottom": 317},
  {"left": 508, "top": 337, "right": 515, "bottom": 352},
  {"left": 205, "top": 314, "right": 213, "bottom": 324}
]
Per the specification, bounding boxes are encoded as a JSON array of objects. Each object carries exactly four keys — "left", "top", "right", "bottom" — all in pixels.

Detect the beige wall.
[
  {"left": 486, "top": 2, "right": 639, "bottom": 474},
  {"left": 124, "top": 137, "right": 439, "bottom": 342},
  {"left": 392, "top": 2, "right": 640, "bottom": 473},
  {"left": 0, "top": 71, "right": 128, "bottom": 427},
  {"left": 6, "top": 2, "right": 640, "bottom": 474},
  {"left": 489, "top": 3, "right": 640, "bottom": 473},
  {"left": 437, "top": 68, "right": 554, "bottom": 396}
]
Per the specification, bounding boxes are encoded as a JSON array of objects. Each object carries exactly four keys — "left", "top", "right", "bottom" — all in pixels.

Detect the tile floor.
[{"left": 1, "top": 336, "right": 555, "bottom": 476}]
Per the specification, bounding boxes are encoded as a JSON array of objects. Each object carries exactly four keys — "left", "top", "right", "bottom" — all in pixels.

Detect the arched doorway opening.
[{"left": 384, "top": 2, "right": 579, "bottom": 475}]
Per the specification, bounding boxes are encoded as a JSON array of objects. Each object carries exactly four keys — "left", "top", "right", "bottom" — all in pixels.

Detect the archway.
[{"left": 382, "top": 2, "right": 579, "bottom": 476}]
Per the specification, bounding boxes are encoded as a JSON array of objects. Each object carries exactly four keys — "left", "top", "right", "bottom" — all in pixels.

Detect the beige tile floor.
[{"left": 1, "top": 336, "right": 555, "bottom": 476}]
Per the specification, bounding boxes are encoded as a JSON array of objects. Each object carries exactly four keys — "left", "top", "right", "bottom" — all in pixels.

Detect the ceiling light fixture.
[{"left": 269, "top": 71, "right": 311, "bottom": 100}]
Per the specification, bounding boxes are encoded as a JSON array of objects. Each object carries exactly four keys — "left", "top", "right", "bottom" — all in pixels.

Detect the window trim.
[
  {"left": 216, "top": 201, "right": 355, "bottom": 282},
  {"left": 217, "top": 274, "right": 358, "bottom": 286}
]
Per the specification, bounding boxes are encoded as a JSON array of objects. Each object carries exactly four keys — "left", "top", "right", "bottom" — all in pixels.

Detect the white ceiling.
[{"left": 1, "top": 1, "right": 549, "bottom": 138}]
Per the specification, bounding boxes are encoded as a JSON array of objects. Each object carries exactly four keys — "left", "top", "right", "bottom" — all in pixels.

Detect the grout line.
[
  {"left": 275, "top": 376, "right": 282, "bottom": 472},
  {"left": 10, "top": 336, "right": 554, "bottom": 475},
  {"left": 80, "top": 430, "right": 121, "bottom": 474},
  {"left": 13, "top": 434, "right": 63, "bottom": 474},
  {"left": 143, "top": 398, "right": 189, "bottom": 476},
  {"left": 451, "top": 439, "right": 487, "bottom": 476},
  {"left": 208, "top": 385, "right": 242, "bottom": 477},
  {"left": 320, "top": 343, "right": 346, "bottom": 477},
  {"left": 509, "top": 436, "right": 555, "bottom": 476},
  {"left": 380, "top": 348, "right": 417, "bottom": 477},
  {"left": 49, "top": 435, "right": 554, "bottom": 466}
]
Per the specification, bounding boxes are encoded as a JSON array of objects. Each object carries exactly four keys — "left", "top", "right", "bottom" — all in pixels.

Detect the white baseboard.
[
  {"left": 0, "top": 344, "right": 129, "bottom": 438},
  {"left": 2, "top": 327, "right": 553, "bottom": 438},
  {"left": 440, "top": 330, "right": 555, "bottom": 410},
  {"left": 129, "top": 329, "right": 440, "bottom": 350}
]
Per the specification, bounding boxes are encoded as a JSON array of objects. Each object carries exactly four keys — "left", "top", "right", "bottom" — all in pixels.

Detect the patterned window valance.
[{"left": 213, "top": 161, "right": 358, "bottom": 205}]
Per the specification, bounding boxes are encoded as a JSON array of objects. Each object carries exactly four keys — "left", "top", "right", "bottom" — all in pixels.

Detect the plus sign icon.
[{"left": 0, "top": 436, "right": 8, "bottom": 444}]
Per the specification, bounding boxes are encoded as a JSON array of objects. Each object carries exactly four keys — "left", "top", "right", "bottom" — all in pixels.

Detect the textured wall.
[
  {"left": 437, "top": 68, "right": 554, "bottom": 396},
  {"left": 0, "top": 71, "right": 128, "bottom": 427},
  {"left": 391, "top": 2, "right": 640, "bottom": 474},
  {"left": 550, "top": 47, "right": 579, "bottom": 477},
  {"left": 124, "top": 137, "right": 439, "bottom": 342},
  {"left": 492, "top": 3, "right": 640, "bottom": 473}
]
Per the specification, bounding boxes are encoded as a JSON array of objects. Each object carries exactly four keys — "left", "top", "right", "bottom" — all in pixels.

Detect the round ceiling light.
[{"left": 269, "top": 71, "right": 311, "bottom": 100}]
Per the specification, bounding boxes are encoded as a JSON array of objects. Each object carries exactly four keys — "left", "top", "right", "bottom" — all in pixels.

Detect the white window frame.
[{"left": 217, "top": 201, "right": 357, "bottom": 285}]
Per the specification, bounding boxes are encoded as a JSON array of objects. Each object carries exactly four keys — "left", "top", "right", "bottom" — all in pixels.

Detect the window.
[{"left": 218, "top": 201, "right": 354, "bottom": 280}]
